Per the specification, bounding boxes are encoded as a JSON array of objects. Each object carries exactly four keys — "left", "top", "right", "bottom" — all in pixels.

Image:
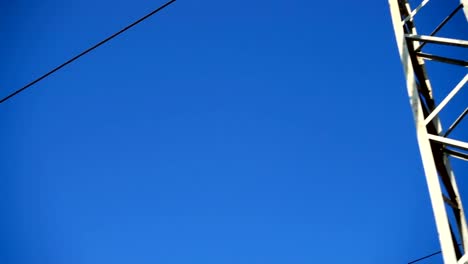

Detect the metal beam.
[
  {"left": 424, "top": 74, "right": 468, "bottom": 126},
  {"left": 429, "top": 134, "right": 468, "bottom": 151},
  {"left": 405, "top": 34, "right": 468, "bottom": 47},
  {"left": 445, "top": 148, "right": 468, "bottom": 161},
  {"left": 402, "top": 0, "right": 430, "bottom": 24},
  {"left": 415, "top": 4, "right": 463, "bottom": 52},
  {"left": 416, "top": 52, "right": 468, "bottom": 67}
]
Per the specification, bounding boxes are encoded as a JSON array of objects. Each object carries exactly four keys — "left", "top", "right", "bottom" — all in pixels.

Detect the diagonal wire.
[
  {"left": 407, "top": 250, "right": 442, "bottom": 264},
  {"left": 407, "top": 243, "right": 462, "bottom": 263},
  {"left": 0, "top": 0, "right": 176, "bottom": 104}
]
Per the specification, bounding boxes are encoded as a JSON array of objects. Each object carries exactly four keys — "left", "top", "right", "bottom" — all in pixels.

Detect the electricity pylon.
[{"left": 389, "top": 0, "right": 468, "bottom": 263}]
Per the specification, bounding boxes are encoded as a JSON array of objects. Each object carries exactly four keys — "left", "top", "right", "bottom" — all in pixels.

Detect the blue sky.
[{"left": 1, "top": 0, "right": 465, "bottom": 263}]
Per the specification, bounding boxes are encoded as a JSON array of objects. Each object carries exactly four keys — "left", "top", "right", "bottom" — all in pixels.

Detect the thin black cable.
[
  {"left": 408, "top": 243, "right": 462, "bottom": 264},
  {"left": 407, "top": 250, "right": 442, "bottom": 264},
  {"left": 0, "top": 0, "right": 176, "bottom": 104}
]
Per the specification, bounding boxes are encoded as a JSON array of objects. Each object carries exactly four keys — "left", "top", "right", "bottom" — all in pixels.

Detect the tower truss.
[{"left": 389, "top": 0, "right": 468, "bottom": 263}]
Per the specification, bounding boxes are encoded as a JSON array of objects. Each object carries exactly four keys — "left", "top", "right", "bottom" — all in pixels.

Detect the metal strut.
[{"left": 389, "top": 0, "right": 468, "bottom": 263}]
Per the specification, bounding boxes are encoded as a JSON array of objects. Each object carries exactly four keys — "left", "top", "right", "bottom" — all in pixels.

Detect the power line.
[
  {"left": 407, "top": 243, "right": 462, "bottom": 264},
  {"left": 0, "top": 0, "right": 176, "bottom": 104},
  {"left": 407, "top": 249, "right": 442, "bottom": 264}
]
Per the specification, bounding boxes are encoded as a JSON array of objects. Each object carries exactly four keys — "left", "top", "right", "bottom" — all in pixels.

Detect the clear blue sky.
[{"left": 1, "top": 0, "right": 465, "bottom": 263}]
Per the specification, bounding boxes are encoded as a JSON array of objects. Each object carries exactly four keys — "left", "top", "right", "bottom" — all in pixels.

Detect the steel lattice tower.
[{"left": 389, "top": 0, "right": 468, "bottom": 262}]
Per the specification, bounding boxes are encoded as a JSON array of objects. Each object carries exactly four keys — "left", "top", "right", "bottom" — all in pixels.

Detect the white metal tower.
[{"left": 389, "top": 0, "right": 468, "bottom": 262}]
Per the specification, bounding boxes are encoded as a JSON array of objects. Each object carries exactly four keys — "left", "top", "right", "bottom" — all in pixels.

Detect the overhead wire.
[
  {"left": 0, "top": 0, "right": 176, "bottom": 104},
  {"left": 407, "top": 249, "right": 442, "bottom": 264},
  {"left": 407, "top": 243, "right": 462, "bottom": 263}
]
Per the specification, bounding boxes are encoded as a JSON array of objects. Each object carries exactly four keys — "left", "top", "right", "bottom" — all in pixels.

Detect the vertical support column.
[{"left": 389, "top": 0, "right": 468, "bottom": 263}]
